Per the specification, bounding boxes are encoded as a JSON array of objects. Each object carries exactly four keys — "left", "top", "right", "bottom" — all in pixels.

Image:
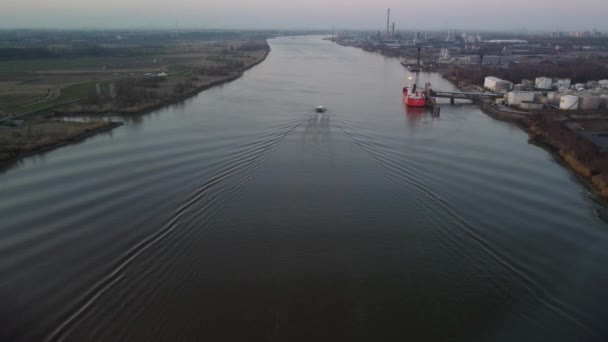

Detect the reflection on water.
[
  {"left": 302, "top": 112, "right": 332, "bottom": 146},
  {"left": 1, "top": 36, "right": 608, "bottom": 342},
  {"left": 404, "top": 105, "right": 440, "bottom": 133}
]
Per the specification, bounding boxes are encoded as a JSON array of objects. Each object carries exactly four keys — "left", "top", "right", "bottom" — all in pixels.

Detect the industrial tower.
[{"left": 386, "top": 8, "right": 390, "bottom": 36}]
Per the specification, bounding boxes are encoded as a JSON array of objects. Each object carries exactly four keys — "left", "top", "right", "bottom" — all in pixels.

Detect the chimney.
[{"left": 386, "top": 8, "right": 390, "bottom": 36}]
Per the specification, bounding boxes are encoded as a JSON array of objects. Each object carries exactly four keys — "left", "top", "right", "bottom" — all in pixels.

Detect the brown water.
[{"left": 1, "top": 36, "right": 608, "bottom": 341}]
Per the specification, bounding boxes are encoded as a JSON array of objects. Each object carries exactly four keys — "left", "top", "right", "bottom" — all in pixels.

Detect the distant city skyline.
[{"left": 2, "top": 0, "right": 607, "bottom": 31}]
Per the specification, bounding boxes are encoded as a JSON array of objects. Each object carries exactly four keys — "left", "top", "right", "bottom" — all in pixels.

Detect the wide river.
[{"left": 1, "top": 36, "right": 608, "bottom": 341}]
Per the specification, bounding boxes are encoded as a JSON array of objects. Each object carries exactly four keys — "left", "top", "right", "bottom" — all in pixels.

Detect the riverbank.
[
  {"left": 328, "top": 39, "right": 608, "bottom": 204},
  {"left": 0, "top": 120, "right": 123, "bottom": 167},
  {"left": 0, "top": 39, "right": 270, "bottom": 167},
  {"left": 527, "top": 115, "right": 608, "bottom": 207},
  {"left": 456, "top": 84, "right": 608, "bottom": 205},
  {"left": 52, "top": 43, "right": 270, "bottom": 116}
]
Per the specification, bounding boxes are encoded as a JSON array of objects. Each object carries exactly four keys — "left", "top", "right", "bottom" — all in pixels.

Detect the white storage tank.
[
  {"left": 484, "top": 76, "right": 500, "bottom": 90},
  {"left": 484, "top": 77, "right": 512, "bottom": 92},
  {"left": 555, "top": 79, "right": 571, "bottom": 88},
  {"left": 508, "top": 91, "right": 535, "bottom": 106},
  {"left": 535, "top": 77, "right": 553, "bottom": 90},
  {"left": 560, "top": 95, "right": 579, "bottom": 110},
  {"left": 579, "top": 95, "right": 602, "bottom": 110}
]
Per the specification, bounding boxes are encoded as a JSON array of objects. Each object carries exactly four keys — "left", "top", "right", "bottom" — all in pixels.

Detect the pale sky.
[{"left": 2, "top": 0, "right": 607, "bottom": 31}]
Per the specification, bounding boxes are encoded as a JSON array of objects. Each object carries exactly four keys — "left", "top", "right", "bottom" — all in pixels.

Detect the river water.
[{"left": 1, "top": 36, "right": 608, "bottom": 341}]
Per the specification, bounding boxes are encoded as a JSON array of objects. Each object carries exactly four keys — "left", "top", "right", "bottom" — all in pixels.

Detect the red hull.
[{"left": 402, "top": 90, "right": 426, "bottom": 107}]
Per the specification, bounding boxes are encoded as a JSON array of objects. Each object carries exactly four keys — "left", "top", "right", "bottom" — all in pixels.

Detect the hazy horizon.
[{"left": 2, "top": 0, "right": 607, "bottom": 31}]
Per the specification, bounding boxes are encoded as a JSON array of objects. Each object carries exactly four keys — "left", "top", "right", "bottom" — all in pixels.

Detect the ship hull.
[{"left": 402, "top": 91, "right": 426, "bottom": 107}]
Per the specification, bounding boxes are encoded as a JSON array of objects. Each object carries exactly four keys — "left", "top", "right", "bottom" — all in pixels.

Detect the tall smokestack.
[
  {"left": 386, "top": 8, "right": 390, "bottom": 36},
  {"left": 392, "top": 22, "right": 395, "bottom": 37}
]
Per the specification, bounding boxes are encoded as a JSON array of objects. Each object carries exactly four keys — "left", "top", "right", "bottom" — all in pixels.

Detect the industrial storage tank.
[
  {"left": 484, "top": 76, "right": 512, "bottom": 92},
  {"left": 484, "top": 76, "right": 500, "bottom": 90},
  {"left": 535, "top": 77, "right": 553, "bottom": 90},
  {"left": 560, "top": 95, "right": 579, "bottom": 110},
  {"left": 508, "top": 91, "right": 535, "bottom": 106},
  {"left": 555, "top": 79, "right": 571, "bottom": 89},
  {"left": 579, "top": 95, "right": 602, "bottom": 110}
]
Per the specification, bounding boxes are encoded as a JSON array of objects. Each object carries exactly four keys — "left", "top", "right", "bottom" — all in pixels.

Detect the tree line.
[{"left": 447, "top": 60, "right": 608, "bottom": 86}]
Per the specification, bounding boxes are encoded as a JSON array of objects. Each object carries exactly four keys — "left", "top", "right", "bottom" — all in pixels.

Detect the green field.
[
  {"left": 9, "top": 82, "right": 97, "bottom": 117},
  {"left": 0, "top": 56, "right": 157, "bottom": 73},
  {"left": 0, "top": 38, "right": 267, "bottom": 119}
]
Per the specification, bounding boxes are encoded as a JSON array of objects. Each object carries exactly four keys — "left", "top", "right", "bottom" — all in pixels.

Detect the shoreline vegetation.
[
  {"left": 52, "top": 42, "right": 270, "bottom": 116},
  {"left": 0, "top": 120, "right": 123, "bottom": 166},
  {"left": 0, "top": 31, "right": 271, "bottom": 167},
  {"left": 329, "top": 38, "right": 608, "bottom": 206}
]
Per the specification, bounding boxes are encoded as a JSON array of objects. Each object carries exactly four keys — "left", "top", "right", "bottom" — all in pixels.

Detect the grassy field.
[
  {"left": 0, "top": 31, "right": 270, "bottom": 166},
  {"left": 9, "top": 82, "right": 98, "bottom": 116},
  {"left": 0, "top": 40, "right": 267, "bottom": 117}
]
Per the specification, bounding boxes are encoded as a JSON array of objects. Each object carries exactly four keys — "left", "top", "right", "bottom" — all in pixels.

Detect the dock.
[{"left": 429, "top": 89, "right": 502, "bottom": 104}]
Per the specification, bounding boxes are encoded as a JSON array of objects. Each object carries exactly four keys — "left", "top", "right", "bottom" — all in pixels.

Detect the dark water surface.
[{"left": 1, "top": 36, "right": 608, "bottom": 341}]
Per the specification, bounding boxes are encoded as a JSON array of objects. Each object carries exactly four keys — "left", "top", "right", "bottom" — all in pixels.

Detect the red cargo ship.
[{"left": 402, "top": 84, "right": 426, "bottom": 107}]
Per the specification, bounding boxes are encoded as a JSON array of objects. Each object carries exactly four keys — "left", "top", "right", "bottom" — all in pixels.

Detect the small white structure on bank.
[
  {"left": 535, "top": 77, "right": 553, "bottom": 90},
  {"left": 560, "top": 95, "right": 579, "bottom": 110},
  {"left": 508, "top": 91, "right": 535, "bottom": 106},
  {"left": 484, "top": 76, "right": 513, "bottom": 92}
]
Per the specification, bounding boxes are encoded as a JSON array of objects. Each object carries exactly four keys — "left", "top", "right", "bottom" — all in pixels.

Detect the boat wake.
[{"left": 44, "top": 113, "right": 314, "bottom": 341}]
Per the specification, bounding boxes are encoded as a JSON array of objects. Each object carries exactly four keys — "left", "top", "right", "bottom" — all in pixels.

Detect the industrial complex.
[{"left": 485, "top": 76, "right": 608, "bottom": 112}]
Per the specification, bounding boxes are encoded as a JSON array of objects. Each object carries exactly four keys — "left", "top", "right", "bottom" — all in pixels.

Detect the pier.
[{"left": 428, "top": 89, "right": 502, "bottom": 104}]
